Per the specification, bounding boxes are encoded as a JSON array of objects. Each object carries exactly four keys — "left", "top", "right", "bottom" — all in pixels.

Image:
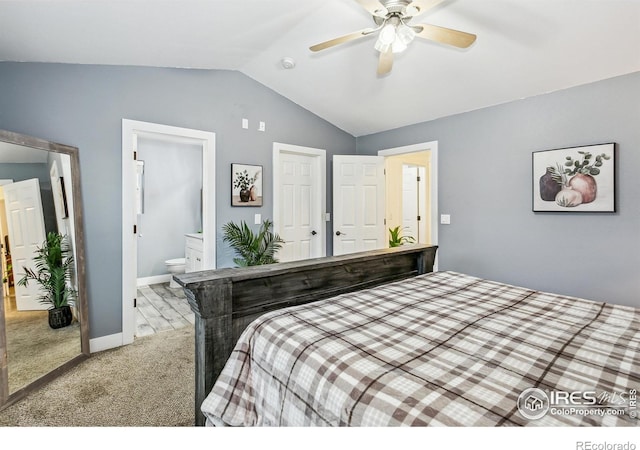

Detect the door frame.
[
  {"left": 0, "top": 180, "right": 13, "bottom": 296},
  {"left": 122, "top": 119, "right": 216, "bottom": 346},
  {"left": 272, "top": 143, "right": 326, "bottom": 260},
  {"left": 378, "top": 141, "right": 438, "bottom": 269}
]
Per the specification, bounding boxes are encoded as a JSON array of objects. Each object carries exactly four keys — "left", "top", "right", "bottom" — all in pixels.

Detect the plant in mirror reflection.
[{"left": 17, "top": 232, "right": 77, "bottom": 309}]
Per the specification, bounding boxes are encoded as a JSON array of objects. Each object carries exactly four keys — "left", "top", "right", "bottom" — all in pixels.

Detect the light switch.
[
  {"left": 242, "top": 118, "right": 249, "bottom": 129},
  {"left": 325, "top": 213, "right": 331, "bottom": 221},
  {"left": 254, "top": 213, "right": 261, "bottom": 224},
  {"left": 258, "top": 121, "right": 266, "bottom": 132},
  {"left": 440, "top": 214, "right": 451, "bottom": 225}
]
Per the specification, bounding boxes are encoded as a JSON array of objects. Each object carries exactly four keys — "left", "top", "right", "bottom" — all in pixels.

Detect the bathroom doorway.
[
  {"left": 121, "top": 120, "right": 216, "bottom": 347},
  {"left": 135, "top": 136, "right": 202, "bottom": 286}
]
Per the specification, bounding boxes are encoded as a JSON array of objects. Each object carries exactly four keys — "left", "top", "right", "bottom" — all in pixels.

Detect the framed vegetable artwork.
[
  {"left": 231, "top": 163, "right": 263, "bottom": 207},
  {"left": 532, "top": 143, "right": 616, "bottom": 213}
]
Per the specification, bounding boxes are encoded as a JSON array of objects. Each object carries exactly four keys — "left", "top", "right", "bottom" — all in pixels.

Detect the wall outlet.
[
  {"left": 325, "top": 212, "right": 331, "bottom": 221},
  {"left": 254, "top": 213, "right": 261, "bottom": 224},
  {"left": 440, "top": 214, "right": 451, "bottom": 225},
  {"left": 258, "top": 121, "right": 266, "bottom": 132}
]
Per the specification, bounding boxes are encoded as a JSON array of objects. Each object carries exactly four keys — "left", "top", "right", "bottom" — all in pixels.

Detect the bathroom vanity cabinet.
[{"left": 185, "top": 233, "right": 203, "bottom": 273}]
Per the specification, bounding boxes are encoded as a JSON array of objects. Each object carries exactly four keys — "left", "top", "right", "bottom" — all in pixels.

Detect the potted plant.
[
  {"left": 388, "top": 226, "right": 416, "bottom": 248},
  {"left": 17, "top": 232, "right": 77, "bottom": 329},
  {"left": 233, "top": 169, "right": 257, "bottom": 203},
  {"left": 222, "top": 219, "right": 284, "bottom": 266}
]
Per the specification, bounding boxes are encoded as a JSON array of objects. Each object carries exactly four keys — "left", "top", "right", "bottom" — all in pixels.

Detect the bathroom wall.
[{"left": 136, "top": 137, "right": 202, "bottom": 279}]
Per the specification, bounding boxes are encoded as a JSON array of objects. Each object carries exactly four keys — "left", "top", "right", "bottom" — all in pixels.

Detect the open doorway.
[
  {"left": 379, "top": 141, "right": 438, "bottom": 266},
  {"left": 121, "top": 120, "right": 215, "bottom": 347},
  {"left": 383, "top": 151, "right": 432, "bottom": 244}
]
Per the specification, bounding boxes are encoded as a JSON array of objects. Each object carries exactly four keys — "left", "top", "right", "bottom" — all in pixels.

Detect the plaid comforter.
[{"left": 201, "top": 271, "right": 640, "bottom": 426}]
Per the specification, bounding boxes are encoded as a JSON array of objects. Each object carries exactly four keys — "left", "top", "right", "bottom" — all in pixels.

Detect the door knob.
[
  {"left": 335, "top": 231, "right": 346, "bottom": 236},
  {"left": 311, "top": 230, "right": 317, "bottom": 235}
]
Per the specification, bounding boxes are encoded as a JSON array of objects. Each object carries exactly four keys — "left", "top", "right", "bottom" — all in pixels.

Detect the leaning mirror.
[{"left": 0, "top": 129, "right": 89, "bottom": 409}]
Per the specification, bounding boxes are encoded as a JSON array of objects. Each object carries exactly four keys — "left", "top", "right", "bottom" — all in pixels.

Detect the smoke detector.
[{"left": 281, "top": 57, "right": 296, "bottom": 69}]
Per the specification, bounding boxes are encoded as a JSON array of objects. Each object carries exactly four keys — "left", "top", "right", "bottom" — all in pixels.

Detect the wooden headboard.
[{"left": 175, "top": 244, "right": 438, "bottom": 426}]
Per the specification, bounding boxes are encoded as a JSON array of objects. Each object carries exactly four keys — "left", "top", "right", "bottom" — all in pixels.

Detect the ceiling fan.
[{"left": 309, "top": 0, "right": 476, "bottom": 75}]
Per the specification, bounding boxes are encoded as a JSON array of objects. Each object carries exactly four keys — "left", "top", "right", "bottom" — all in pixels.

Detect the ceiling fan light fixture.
[
  {"left": 396, "top": 23, "right": 416, "bottom": 46},
  {"left": 405, "top": 5, "right": 420, "bottom": 17},
  {"left": 374, "top": 40, "right": 391, "bottom": 54},
  {"left": 391, "top": 39, "right": 407, "bottom": 53},
  {"left": 374, "top": 7, "right": 389, "bottom": 16},
  {"left": 308, "top": 0, "right": 476, "bottom": 74},
  {"left": 375, "top": 19, "right": 415, "bottom": 54},
  {"left": 378, "top": 22, "right": 397, "bottom": 45}
]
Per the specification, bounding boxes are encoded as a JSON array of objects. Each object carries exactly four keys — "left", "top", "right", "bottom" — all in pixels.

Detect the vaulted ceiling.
[{"left": 0, "top": 0, "right": 639, "bottom": 136}]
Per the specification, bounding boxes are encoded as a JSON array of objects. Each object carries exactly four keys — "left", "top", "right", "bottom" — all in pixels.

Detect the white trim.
[
  {"left": 378, "top": 141, "right": 439, "bottom": 270},
  {"left": 273, "top": 143, "right": 327, "bottom": 259},
  {"left": 89, "top": 333, "right": 123, "bottom": 354},
  {"left": 122, "top": 119, "right": 216, "bottom": 346},
  {"left": 137, "top": 274, "right": 172, "bottom": 287}
]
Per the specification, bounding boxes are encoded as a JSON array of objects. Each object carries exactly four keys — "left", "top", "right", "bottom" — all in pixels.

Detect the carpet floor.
[{"left": 0, "top": 326, "right": 195, "bottom": 427}]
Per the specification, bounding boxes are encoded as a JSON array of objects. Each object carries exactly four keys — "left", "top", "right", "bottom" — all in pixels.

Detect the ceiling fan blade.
[
  {"left": 414, "top": 23, "right": 477, "bottom": 48},
  {"left": 310, "top": 28, "right": 376, "bottom": 52},
  {"left": 377, "top": 49, "right": 393, "bottom": 75},
  {"left": 354, "top": 0, "right": 388, "bottom": 17},
  {"left": 405, "top": 0, "right": 446, "bottom": 17}
]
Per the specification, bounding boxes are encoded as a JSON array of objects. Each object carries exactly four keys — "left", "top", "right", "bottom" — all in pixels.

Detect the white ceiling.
[{"left": 0, "top": 0, "right": 639, "bottom": 136}]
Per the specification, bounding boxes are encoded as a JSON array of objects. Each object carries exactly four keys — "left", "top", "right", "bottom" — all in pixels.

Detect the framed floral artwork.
[
  {"left": 231, "top": 163, "right": 263, "bottom": 207},
  {"left": 532, "top": 143, "right": 615, "bottom": 212}
]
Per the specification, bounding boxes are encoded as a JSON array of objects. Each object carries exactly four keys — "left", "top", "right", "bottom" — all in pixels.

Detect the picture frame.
[
  {"left": 231, "top": 163, "right": 263, "bottom": 207},
  {"left": 532, "top": 143, "right": 615, "bottom": 213}
]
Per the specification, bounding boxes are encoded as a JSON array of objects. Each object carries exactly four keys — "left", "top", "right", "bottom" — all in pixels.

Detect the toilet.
[{"left": 165, "top": 258, "right": 186, "bottom": 288}]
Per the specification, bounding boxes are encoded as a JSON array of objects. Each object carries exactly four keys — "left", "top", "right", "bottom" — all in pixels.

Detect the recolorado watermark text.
[{"left": 576, "top": 442, "right": 636, "bottom": 450}]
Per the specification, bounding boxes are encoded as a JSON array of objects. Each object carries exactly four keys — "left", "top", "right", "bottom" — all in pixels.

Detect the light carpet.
[{"left": 0, "top": 326, "right": 195, "bottom": 427}]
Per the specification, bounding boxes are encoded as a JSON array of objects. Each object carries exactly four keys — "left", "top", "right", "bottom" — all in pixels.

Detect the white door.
[
  {"left": 333, "top": 155, "right": 386, "bottom": 255},
  {"left": 2, "top": 178, "right": 48, "bottom": 310},
  {"left": 277, "top": 152, "right": 322, "bottom": 262},
  {"left": 402, "top": 165, "right": 419, "bottom": 241},
  {"left": 402, "top": 164, "right": 428, "bottom": 243},
  {"left": 417, "top": 166, "right": 427, "bottom": 243}
]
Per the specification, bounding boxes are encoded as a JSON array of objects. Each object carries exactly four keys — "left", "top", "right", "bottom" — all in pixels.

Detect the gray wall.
[
  {"left": 357, "top": 72, "right": 640, "bottom": 308},
  {"left": 137, "top": 137, "right": 202, "bottom": 278},
  {"left": 0, "top": 62, "right": 356, "bottom": 339}
]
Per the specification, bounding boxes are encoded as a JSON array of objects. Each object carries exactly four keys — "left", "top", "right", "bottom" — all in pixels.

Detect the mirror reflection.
[{"left": 0, "top": 140, "right": 81, "bottom": 395}]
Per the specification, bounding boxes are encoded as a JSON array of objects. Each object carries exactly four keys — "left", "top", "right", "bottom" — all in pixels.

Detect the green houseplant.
[
  {"left": 388, "top": 226, "right": 416, "bottom": 248},
  {"left": 222, "top": 219, "right": 284, "bottom": 267},
  {"left": 17, "top": 232, "right": 77, "bottom": 329}
]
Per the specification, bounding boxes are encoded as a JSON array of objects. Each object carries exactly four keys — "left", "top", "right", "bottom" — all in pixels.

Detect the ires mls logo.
[
  {"left": 517, "top": 388, "right": 550, "bottom": 420},
  {"left": 517, "top": 387, "right": 638, "bottom": 421}
]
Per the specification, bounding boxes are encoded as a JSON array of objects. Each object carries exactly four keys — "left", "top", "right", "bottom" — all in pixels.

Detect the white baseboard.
[
  {"left": 89, "top": 332, "right": 124, "bottom": 353},
  {"left": 137, "top": 274, "right": 171, "bottom": 287}
]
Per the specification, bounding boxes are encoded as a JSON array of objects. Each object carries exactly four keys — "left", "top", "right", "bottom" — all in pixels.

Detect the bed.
[{"left": 175, "top": 245, "right": 639, "bottom": 427}]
